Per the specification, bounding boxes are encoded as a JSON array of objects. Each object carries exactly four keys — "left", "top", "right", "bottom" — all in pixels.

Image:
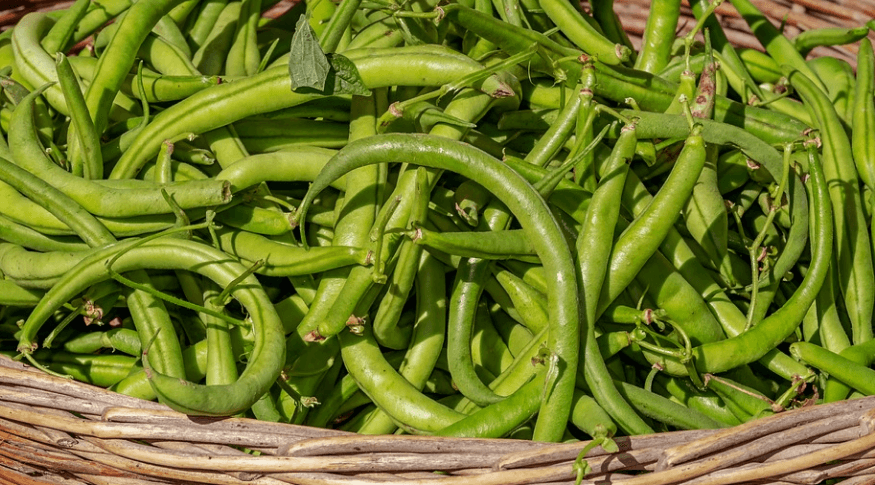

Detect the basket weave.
[
  {"left": 1, "top": 0, "right": 875, "bottom": 484},
  {"left": 3, "top": 354, "right": 875, "bottom": 485}
]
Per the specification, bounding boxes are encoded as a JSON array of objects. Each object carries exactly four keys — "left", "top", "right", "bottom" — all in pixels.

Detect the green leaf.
[
  {"left": 289, "top": 14, "right": 330, "bottom": 91},
  {"left": 326, "top": 53, "right": 371, "bottom": 96},
  {"left": 288, "top": 14, "right": 371, "bottom": 96},
  {"left": 601, "top": 437, "right": 619, "bottom": 454}
]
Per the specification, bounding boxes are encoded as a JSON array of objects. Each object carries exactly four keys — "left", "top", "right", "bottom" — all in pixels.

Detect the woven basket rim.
[{"left": 2, "top": 355, "right": 875, "bottom": 484}]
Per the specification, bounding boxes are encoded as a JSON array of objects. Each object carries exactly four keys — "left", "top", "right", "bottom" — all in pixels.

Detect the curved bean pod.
[
  {"left": 111, "top": 48, "right": 508, "bottom": 179},
  {"left": 18, "top": 238, "right": 285, "bottom": 416},
  {"left": 691, "top": 141, "right": 831, "bottom": 374},
  {"left": 295, "top": 133, "right": 578, "bottom": 442}
]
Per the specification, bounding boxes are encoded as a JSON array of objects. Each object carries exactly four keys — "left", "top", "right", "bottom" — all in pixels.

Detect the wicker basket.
[
  {"left": 1, "top": 0, "right": 875, "bottom": 484},
  {"left": 3, "top": 354, "right": 875, "bottom": 485}
]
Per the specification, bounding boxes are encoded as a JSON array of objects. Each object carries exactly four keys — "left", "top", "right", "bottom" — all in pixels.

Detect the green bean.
[
  {"left": 628, "top": 235, "right": 726, "bottom": 347},
  {"left": 440, "top": 4, "right": 577, "bottom": 75},
  {"left": 471, "top": 301, "right": 515, "bottom": 377},
  {"left": 656, "top": 375, "right": 741, "bottom": 427},
  {"left": 599, "top": 123, "right": 705, "bottom": 313},
  {"left": 192, "top": 0, "right": 240, "bottom": 75},
  {"left": 436, "top": 368, "right": 543, "bottom": 438},
  {"left": 728, "top": 0, "right": 826, "bottom": 93},
  {"left": 793, "top": 26, "right": 870, "bottom": 58},
  {"left": 357, "top": 252, "right": 447, "bottom": 434},
  {"left": 789, "top": 68, "right": 874, "bottom": 346},
  {"left": 39, "top": 351, "right": 138, "bottom": 388},
  {"left": 235, "top": 118, "right": 350, "bottom": 152},
  {"left": 716, "top": 150, "right": 751, "bottom": 194},
  {"left": 691, "top": 140, "right": 831, "bottom": 374},
  {"left": 40, "top": 0, "right": 91, "bottom": 55},
  {"left": 484, "top": 271, "right": 548, "bottom": 334},
  {"left": 225, "top": 0, "right": 261, "bottom": 76},
  {"left": 791, "top": 342, "right": 875, "bottom": 398},
  {"left": 0, "top": 244, "right": 90, "bottom": 290},
  {"left": 853, "top": 38, "right": 875, "bottom": 192},
  {"left": 186, "top": 0, "right": 229, "bottom": 52},
  {"left": 63, "top": 328, "right": 142, "bottom": 356},
  {"left": 503, "top": 157, "right": 592, "bottom": 223},
  {"left": 576, "top": 123, "right": 652, "bottom": 435},
  {"left": 319, "top": 0, "right": 362, "bottom": 54},
  {"left": 214, "top": 227, "right": 371, "bottom": 276},
  {"left": 154, "top": 14, "right": 193, "bottom": 58},
  {"left": 68, "top": 56, "right": 220, "bottom": 103},
  {"left": 341, "top": 319, "right": 466, "bottom": 433},
  {"left": 82, "top": 0, "right": 189, "bottom": 136},
  {"left": 373, "top": 167, "right": 430, "bottom": 349},
  {"left": 683, "top": 51, "right": 733, "bottom": 286},
  {"left": 56, "top": 54, "right": 102, "bottom": 179},
  {"left": 704, "top": 374, "right": 773, "bottom": 421},
  {"left": 0, "top": 214, "right": 89, "bottom": 253},
  {"left": 633, "top": 0, "right": 680, "bottom": 74},
  {"left": 450, "top": 180, "right": 490, "bottom": 227},
  {"left": 295, "top": 133, "right": 578, "bottom": 441},
  {"left": 489, "top": 304, "right": 534, "bottom": 358},
  {"left": 0, "top": 153, "right": 112, "bottom": 249},
  {"left": 8, "top": 87, "right": 230, "bottom": 218},
  {"left": 412, "top": 227, "right": 537, "bottom": 262},
  {"left": 589, "top": 0, "right": 635, "bottom": 55},
  {"left": 12, "top": 13, "right": 76, "bottom": 115},
  {"left": 807, "top": 56, "right": 855, "bottom": 126},
  {"left": 125, "top": 270, "right": 187, "bottom": 379},
  {"left": 815, "top": 265, "right": 852, "bottom": 354},
  {"left": 448, "top": 254, "right": 506, "bottom": 406},
  {"left": 0, "top": 181, "right": 180, "bottom": 238},
  {"left": 0, "top": 278, "right": 43, "bottom": 306},
  {"left": 540, "top": 0, "right": 630, "bottom": 65},
  {"left": 342, "top": 15, "right": 403, "bottom": 51},
  {"left": 822, "top": 339, "right": 875, "bottom": 402},
  {"left": 614, "top": 379, "right": 724, "bottom": 430},
  {"left": 216, "top": 148, "right": 343, "bottom": 192}
]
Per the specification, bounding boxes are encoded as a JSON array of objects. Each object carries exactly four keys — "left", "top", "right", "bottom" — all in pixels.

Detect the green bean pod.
[
  {"left": 412, "top": 227, "right": 537, "bottom": 262},
  {"left": 295, "top": 133, "right": 578, "bottom": 442},
  {"left": 83, "top": 0, "right": 188, "bottom": 135},
  {"left": 790, "top": 68, "right": 875, "bottom": 345},
  {"left": 192, "top": 0, "right": 240, "bottom": 75},
  {"left": 729, "top": 0, "right": 826, "bottom": 93},
  {"left": 16, "top": 238, "right": 286, "bottom": 416},
  {"left": 111, "top": 47, "right": 510, "bottom": 179},
  {"left": 599, "top": 125, "right": 706, "bottom": 313},
  {"left": 614, "top": 380, "right": 725, "bottom": 429},
  {"left": 538, "top": 0, "right": 630, "bottom": 65},
  {"left": 691, "top": 141, "right": 831, "bottom": 374},
  {"left": 357, "top": 252, "right": 448, "bottom": 434},
  {"left": 793, "top": 26, "right": 870, "bottom": 58},
  {"left": 852, "top": 38, "right": 875, "bottom": 191},
  {"left": 633, "top": 0, "right": 680, "bottom": 74},
  {"left": 577, "top": 124, "right": 653, "bottom": 435}
]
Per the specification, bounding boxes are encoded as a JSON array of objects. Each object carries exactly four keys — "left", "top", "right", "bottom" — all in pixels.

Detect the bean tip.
[
  {"left": 303, "top": 330, "right": 324, "bottom": 343},
  {"left": 220, "top": 180, "right": 232, "bottom": 204}
]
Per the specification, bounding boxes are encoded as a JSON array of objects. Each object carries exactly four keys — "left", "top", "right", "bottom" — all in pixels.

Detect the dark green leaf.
[
  {"left": 325, "top": 54, "right": 371, "bottom": 96},
  {"left": 289, "top": 14, "right": 330, "bottom": 91},
  {"left": 288, "top": 15, "right": 371, "bottom": 96}
]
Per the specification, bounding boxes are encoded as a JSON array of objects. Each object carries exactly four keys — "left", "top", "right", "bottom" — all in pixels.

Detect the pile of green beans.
[{"left": 0, "top": 0, "right": 874, "bottom": 448}]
